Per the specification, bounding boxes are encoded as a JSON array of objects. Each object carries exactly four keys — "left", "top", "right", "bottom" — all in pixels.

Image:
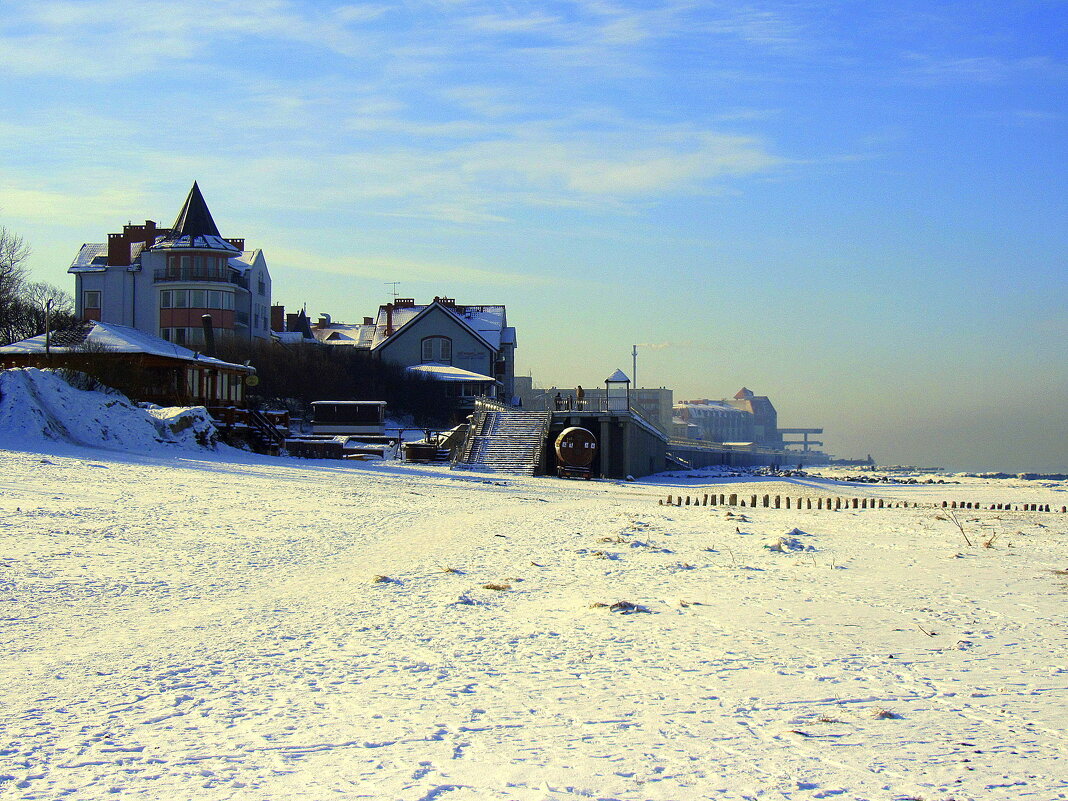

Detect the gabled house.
[
  {"left": 68, "top": 182, "right": 273, "bottom": 347},
  {"left": 367, "top": 297, "right": 517, "bottom": 404}
]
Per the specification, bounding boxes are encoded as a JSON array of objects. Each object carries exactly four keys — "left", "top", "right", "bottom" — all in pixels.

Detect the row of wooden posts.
[{"left": 658, "top": 493, "right": 1067, "bottom": 513}]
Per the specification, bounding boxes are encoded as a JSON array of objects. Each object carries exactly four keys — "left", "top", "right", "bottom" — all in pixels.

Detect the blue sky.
[{"left": 1, "top": 0, "right": 1066, "bottom": 471}]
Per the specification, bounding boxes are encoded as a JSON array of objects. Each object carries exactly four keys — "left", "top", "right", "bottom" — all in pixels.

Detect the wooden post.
[
  {"left": 729, "top": 493, "right": 737, "bottom": 506},
  {"left": 667, "top": 495, "right": 673, "bottom": 505},
  {"left": 751, "top": 494, "right": 758, "bottom": 508},
  {"left": 775, "top": 496, "right": 782, "bottom": 509},
  {"left": 817, "top": 498, "right": 823, "bottom": 509},
  {"left": 806, "top": 498, "right": 811, "bottom": 509},
  {"left": 763, "top": 494, "right": 770, "bottom": 508}
]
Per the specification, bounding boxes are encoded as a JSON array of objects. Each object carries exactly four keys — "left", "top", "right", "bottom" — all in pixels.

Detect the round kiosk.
[{"left": 554, "top": 426, "right": 598, "bottom": 479}]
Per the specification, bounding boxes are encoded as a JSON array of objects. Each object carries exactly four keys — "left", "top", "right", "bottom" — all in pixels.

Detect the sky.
[{"left": 1, "top": 0, "right": 1066, "bottom": 472}]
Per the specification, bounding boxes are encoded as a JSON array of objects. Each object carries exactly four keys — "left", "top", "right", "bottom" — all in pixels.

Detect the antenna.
[{"left": 384, "top": 282, "right": 400, "bottom": 301}]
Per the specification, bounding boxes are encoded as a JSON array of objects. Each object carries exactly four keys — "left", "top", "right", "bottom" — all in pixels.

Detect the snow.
[
  {"left": 0, "top": 322, "right": 251, "bottom": 373},
  {"left": 0, "top": 369, "right": 222, "bottom": 453},
  {"left": 2, "top": 372, "right": 1068, "bottom": 800},
  {"left": 407, "top": 363, "right": 496, "bottom": 382}
]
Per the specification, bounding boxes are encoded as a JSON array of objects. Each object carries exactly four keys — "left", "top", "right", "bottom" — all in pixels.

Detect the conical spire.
[{"left": 171, "top": 181, "right": 222, "bottom": 238}]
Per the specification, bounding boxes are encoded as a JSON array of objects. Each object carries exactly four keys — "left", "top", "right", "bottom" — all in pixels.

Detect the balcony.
[{"left": 154, "top": 268, "right": 250, "bottom": 290}]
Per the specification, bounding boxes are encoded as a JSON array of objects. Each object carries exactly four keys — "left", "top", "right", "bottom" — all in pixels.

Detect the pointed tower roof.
[
  {"left": 734, "top": 387, "right": 754, "bottom": 399},
  {"left": 172, "top": 181, "right": 221, "bottom": 238},
  {"left": 155, "top": 182, "right": 240, "bottom": 253}
]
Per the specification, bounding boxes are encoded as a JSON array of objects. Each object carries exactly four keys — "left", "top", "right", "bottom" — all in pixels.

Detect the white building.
[{"left": 69, "top": 182, "right": 272, "bottom": 347}]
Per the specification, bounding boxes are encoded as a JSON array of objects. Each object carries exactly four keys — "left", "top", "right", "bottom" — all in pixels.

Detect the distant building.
[
  {"left": 673, "top": 388, "right": 783, "bottom": 447},
  {"left": 673, "top": 399, "right": 753, "bottom": 443},
  {"left": 727, "top": 387, "right": 781, "bottom": 447},
  {"left": 68, "top": 182, "right": 273, "bottom": 347}
]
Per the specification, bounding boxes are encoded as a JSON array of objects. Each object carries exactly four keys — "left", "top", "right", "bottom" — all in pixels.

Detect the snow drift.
[{"left": 0, "top": 367, "right": 219, "bottom": 452}]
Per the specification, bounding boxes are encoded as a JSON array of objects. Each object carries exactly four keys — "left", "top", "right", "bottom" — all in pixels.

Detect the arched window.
[{"left": 421, "top": 336, "right": 453, "bottom": 364}]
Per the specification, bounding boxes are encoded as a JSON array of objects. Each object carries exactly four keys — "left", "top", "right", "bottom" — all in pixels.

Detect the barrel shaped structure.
[{"left": 555, "top": 426, "right": 598, "bottom": 478}]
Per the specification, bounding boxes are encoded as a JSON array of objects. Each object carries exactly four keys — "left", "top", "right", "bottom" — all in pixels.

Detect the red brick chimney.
[{"left": 107, "top": 233, "right": 130, "bottom": 266}]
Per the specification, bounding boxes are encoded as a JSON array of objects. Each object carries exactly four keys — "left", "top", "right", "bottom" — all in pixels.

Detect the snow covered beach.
[{"left": 3, "top": 436, "right": 1068, "bottom": 801}]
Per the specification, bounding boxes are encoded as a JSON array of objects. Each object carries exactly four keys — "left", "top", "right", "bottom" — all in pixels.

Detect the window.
[
  {"left": 83, "top": 290, "right": 101, "bottom": 309},
  {"left": 174, "top": 290, "right": 188, "bottom": 308},
  {"left": 190, "top": 289, "right": 205, "bottom": 308},
  {"left": 421, "top": 336, "right": 452, "bottom": 364}
]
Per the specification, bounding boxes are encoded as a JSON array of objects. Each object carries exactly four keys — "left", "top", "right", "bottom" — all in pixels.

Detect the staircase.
[{"left": 454, "top": 406, "right": 552, "bottom": 476}]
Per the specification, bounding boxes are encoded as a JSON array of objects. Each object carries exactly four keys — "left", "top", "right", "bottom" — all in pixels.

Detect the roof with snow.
[
  {"left": 154, "top": 182, "right": 240, "bottom": 253},
  {"left": 0, "top": 321, "right": 252, "bottom": 372},
  {"left": 312, "top": 322, "right": 376, "bottom": 347},
  {"left": 606, "top": 369, "right": 630, "bottom": 383},
  {"left": 370, "top": 301, "right": 512, "bottom": 351},
  {"left": 406, "top": 363, "right": 496, "bottom": 383}
]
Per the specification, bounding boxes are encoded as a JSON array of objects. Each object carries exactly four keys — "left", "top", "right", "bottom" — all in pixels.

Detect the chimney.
[
  {"left": 286, "top": 313, "right": 300, "bottom": 333},
  {"left": 271, "top": 305, "right": 285, "bottom": 332},
  {"left": 363, "top": 317, "right": 373, "bottom": 326},
  {"left": 384, "top": 304, "right": 394, "bottom": 337},
  {"left": 318, "top": 313, "right": 331, "bottom": 327},
  {"left": 201, "top": 314, "right": 216, "bottom": 357},
  {"left": 107, "top": 232, "right": 130, "bottom": 266}
]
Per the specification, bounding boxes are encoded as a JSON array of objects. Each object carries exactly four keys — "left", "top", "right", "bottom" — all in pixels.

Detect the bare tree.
[{"left": 0, "top": 225, "right": 30, "bottom": 305}]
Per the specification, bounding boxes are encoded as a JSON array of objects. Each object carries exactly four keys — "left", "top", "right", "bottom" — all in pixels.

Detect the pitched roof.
[
  {"left": 156, "top": 182, "right": 240, "bottom": 253},
  {"left": 0, "top": 321, "right": 252, "bottom": 372},
  {"left": 173, "top": 181, "right": 221, "bottom": 238},
  {"left": 371, "top": 301, "right": 498, "bottom": 353}
]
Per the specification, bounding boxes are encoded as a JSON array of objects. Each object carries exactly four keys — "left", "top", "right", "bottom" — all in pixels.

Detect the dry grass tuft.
[
  {"left": 482, "top": 583, "right": 511, "bottom": 591},
  {"left": 872, "top": 708, "right": 900, "bottom": 719},
  {"left": 372, "top": 574, "right": 391, "bottom": 583},
  {"left": 442, "top": 566, "right": 462, "bottom": 574}
]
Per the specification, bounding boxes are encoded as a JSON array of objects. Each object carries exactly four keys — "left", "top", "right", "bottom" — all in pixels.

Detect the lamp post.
[{"left": 44, "top": 298, "right": 54, "bottom": 358}]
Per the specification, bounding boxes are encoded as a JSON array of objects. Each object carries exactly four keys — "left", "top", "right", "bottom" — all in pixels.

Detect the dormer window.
[{"left": 421, "top": 336, "right": 452, "bottom": 364}]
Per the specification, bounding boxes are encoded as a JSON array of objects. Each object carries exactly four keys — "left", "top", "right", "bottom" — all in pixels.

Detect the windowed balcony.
[{"left": 154, "top": 268, "right": 250, "bottom": 290}]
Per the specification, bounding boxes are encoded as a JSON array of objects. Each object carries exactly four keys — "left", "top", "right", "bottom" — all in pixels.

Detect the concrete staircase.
[{"left": 454, "top": 408, "right": 552, "bottom": 475}]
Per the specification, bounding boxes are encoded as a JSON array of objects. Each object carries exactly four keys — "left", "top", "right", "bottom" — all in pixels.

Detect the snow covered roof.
[
  {"left": 312, "top": 323, "right": 375, "bottom": 347},
  {"left": 606, "top": 369, "right": 630, "bottom": 383},
  {"left": 155, "top": 182, "right": 241, "bottom": 253},
  {"left": 69, "top": 241, "right": 149, "bottom": 273},
  {"left": 406, "top": 363, "right": 496, "bottom": 383},
  {"left": 226, "top": 249, "right": 262, "bottom": 275},
  {"left": 371, "top": 301, "right": 508, "bottom": 351},
  {"left": 69, "top": 243, "right": 109, "bottom": 272},
  {"left": 0, "top": 321, "right": 252, "bottom": 372}
]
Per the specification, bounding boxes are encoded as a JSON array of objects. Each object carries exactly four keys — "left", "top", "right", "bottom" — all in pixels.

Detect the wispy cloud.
[
  {"left": 900, "top": 53, "right": 1068, "bottom": 84},
  {"left": 267, "top": 246, "right": 545, "bottom": 287}
]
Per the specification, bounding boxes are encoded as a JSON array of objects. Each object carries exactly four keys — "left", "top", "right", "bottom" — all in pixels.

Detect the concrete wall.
[{"left": 549, "top": 412, "right": 668, "bottom": 479}]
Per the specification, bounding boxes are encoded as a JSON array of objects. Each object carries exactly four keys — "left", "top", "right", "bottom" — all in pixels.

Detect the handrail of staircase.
[
  {"left": 473, "top": 396, "right": 512, "bottom": 413},
  {"left": 248, "top": 408, "right": 286, "bottom": 447},
  {"left": 532, "top": 410, "right": 553, "bottom": 475}
]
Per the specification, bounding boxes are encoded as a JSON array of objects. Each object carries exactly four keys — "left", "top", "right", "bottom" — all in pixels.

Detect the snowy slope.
[
  {"left": 1, "top": 442, "right": 1067, "bottom": 801},
  {"left": 0, "top": 368, "right": 219, "bottom": 453}
]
